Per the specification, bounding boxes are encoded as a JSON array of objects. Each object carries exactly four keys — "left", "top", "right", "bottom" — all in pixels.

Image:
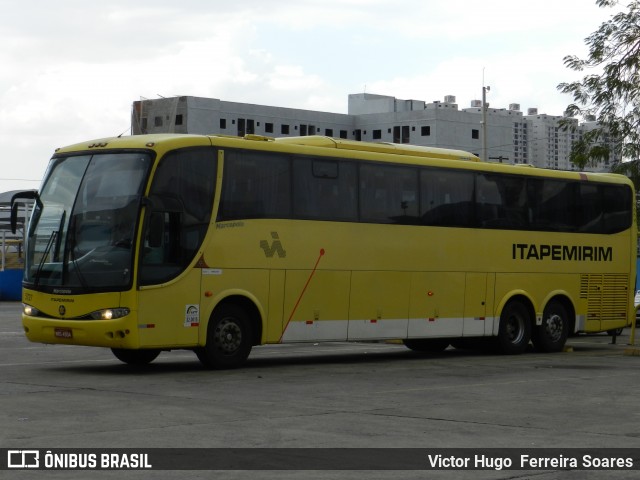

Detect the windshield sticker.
[
  {"left": 202, "top": 269, "right": 222, "bottom": 276},
  {"left": 184, "top": 305, "right": 200, "bottom": 327}
]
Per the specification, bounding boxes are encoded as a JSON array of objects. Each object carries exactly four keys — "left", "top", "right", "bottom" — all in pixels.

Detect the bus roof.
[
  {"left": 272, "top": 135, "right": 480, "bottom": 162},
  {"left": 51, "top": 133, "right": 633, "bottom": 188}
]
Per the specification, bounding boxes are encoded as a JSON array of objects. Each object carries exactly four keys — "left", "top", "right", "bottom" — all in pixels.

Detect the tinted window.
[
  {"left": 528, "top": 178, "right": 576, "bottom": 231},
  {"left": 575, "top": 183, "right": 602, "bottom": 233},
  {"left": 293, "top": 158, "right": 357, "bottom": 221},
  {"left": 603, "top": 184, "right": 632, "bottom": 233},
  {"left": 476, "top": 174, "right": 527, "bottom": 229},
  {"left": 139, "top": 148, "right": 216, "bottom": 285},
  {"left": 360, "top": 164, "right": 418, "bottom": 224},
  {"left": 215, "top": 148, "right": 632, "bottom": 235},
  {"left": 219, "top": 151, "right": 291, "bottom": 220},
  {"left": 420, "top": 168, "right": 474, "bottom": 227}
]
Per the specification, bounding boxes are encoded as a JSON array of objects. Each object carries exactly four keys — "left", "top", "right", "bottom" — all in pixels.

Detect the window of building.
[
  {"left": 421, "top": 126, "right": 431, "bottom": 136},
  {"left": 265, "top": 123, "right": 274, "bottom": 133},
  {"left": 281, "top": 124, "right": 290, "bottom": 135},
  {"left": 373, "top": 130, "right": 382, "bottom": 140},
  {"left": 154, "top": 116, "right": 163, "bottom": 127},
  {"left": 472, "top": 129, "right": 479, "bottom": 139},
  {"left": 175, "top": 114, "right": 183, "bottom": 126},
  {"left": 340, "top": 130, "right": 348, "bottom": 139},
  {"left": 402, "top": 126, "right": 410, "bottom": 143},
  {"left": 220, "top": 119, "right": 227, "bottom": 129}
]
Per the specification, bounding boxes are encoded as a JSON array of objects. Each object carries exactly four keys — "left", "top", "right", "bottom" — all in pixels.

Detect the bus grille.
[{"left": 580, "top": 274, "right": 629, "bottom": 321}]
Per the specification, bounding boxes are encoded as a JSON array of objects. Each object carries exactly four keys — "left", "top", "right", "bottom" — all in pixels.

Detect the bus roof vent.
[{"left": 274, "top": 136, "right": 478, "bottom": 162}]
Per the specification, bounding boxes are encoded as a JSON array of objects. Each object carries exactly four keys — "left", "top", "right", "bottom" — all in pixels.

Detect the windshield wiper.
[
  {"left": 34, "top": 230, "right": 57, "bottom": 287},
  {"left": 65, "top": 214, "right": 88, "bottom": 288},
  {"left": 34, "top": 210, "right": 66, "bottom": 287}
]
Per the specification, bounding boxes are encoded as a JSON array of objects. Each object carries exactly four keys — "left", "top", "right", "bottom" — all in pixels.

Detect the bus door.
[
  {"left": 137, "top": 210, "right": 203, "bottom": 347},
  {"left": 136, "top": 147, "right": 217, "bottom": 348}
]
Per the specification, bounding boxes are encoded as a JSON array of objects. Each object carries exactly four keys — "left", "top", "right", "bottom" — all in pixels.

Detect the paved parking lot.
[{"left": 1, "top": 301, "right": 640, "bottom": 479}]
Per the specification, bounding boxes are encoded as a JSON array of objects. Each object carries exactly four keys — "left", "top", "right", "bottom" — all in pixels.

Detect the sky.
[{"left": 0, "top": 0, "right": 621, "bottom": 193}]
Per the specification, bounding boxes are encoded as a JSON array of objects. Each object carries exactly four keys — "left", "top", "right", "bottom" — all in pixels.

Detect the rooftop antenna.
[{"left": 482, "top": 68, "right": 490, "bottom": 162}]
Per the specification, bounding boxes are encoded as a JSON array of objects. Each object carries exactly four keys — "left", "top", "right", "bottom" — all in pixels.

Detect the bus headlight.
[
  {"left": 23, "top": 304, "right": 40, "bottom": 316},
  {"left": 89, "top": 308, "right": 130, "bottom": 320}
]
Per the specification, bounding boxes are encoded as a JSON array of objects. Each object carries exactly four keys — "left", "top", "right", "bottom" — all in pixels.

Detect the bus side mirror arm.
[{"left": 10, "top": 190, "right": 41, "bottom": 234}]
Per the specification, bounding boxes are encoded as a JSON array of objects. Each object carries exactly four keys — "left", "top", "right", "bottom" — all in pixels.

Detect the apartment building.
[{"left": 131, "top": 93, "right": 615, "bottom": 171}]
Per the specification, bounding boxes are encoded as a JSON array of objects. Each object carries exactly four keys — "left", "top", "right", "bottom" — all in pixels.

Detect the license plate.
[{"left": 54, "top": 327, "right": 73, "bottom": 339}]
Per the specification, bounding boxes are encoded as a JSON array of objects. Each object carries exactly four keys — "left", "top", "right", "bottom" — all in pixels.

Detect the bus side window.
[
  {"left": 529, "top": 179, "right": 576, "bottom": 232},
  {"left": 476, "top": 174, "right": 527, "bottom": 229},
  {"left": 575, "top": 183, "right": 602, "bottom": 233},
  {"left": 292, "top": 158, "right": 357, "bottom": 221},
  {"left": 139, "top": 147, "right": 216, "bottom": 286},
  {"left": 219, "top": 152, "right": 291, "bottom": 220},
  {"left": 420, "top": 168, "right": 474, "bottom": 227},
  {"left": 475, "top": 174, "right": 503, "bottom": 227},
  {"left": 359, "top": 164, "right": 418, "bottom": 224},
  {"left": 601, "top": 185, "right": 631, "bottom": 233},
  {"left": 142, "top": 211, "right": 177, "bottom": 265}
]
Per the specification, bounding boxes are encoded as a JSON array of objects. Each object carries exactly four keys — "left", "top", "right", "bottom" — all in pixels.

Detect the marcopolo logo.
[
  {"left": 8, "top": 450, "right": 40, "bottom": 468},
  {"left": 260, "top": 232, "right": 287, "bottom": 258}
]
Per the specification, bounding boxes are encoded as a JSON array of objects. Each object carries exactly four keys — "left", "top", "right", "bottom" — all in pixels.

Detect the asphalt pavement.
[{"left": 1, "top": 301, "right": 640, "bottom": 480}]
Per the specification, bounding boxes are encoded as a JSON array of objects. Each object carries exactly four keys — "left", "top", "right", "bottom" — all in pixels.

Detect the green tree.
[{"left": 558, "top": 0, "right": 640, "bottom": 170}]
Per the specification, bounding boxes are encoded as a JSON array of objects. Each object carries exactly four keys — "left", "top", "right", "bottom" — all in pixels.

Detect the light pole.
[{"left": 482, "top": 85, "right": 490, "bottom": 162}]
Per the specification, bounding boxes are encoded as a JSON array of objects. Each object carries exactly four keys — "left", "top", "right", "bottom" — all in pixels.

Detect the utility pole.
[{"left": 482, "top": 84, "right": 490, "bottom": 162}]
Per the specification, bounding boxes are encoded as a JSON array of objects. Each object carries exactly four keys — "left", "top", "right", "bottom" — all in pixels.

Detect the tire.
[
  {"left": 496, "top": 301, "right": 531, "bottom": 355},
  {"left": 196, "top": 304, "right": 253, "bottom": 369},
  {"left": 403, "top": 338, "right": 450, "bottom": 353},
  {"left": 532, "top": 300, "right": 570, "bottom": 353},
  {"left": 111, "top": 348, "right": 160, "bottom": 365}
]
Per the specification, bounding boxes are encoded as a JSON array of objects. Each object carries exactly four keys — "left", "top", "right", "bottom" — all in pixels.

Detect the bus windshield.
[{"left": 26, "top": 152, "right": 152, "bottom": 291}]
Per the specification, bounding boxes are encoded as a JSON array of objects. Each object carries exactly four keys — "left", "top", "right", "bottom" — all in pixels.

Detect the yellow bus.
[{"left": 11, "top": 134, "right": 636, "bottom": 368}]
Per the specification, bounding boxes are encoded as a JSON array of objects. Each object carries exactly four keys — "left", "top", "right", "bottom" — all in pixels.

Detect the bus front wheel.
[
  {"left": 532, "top": 300, "right": 569, "bottom": 352},
  {"left": 496, "top": 301, "right": 531, "bottom": 355},
  {"left": 111, "top": 348, "right": 160, "bottom": 365},
  {"left": 197, "top": 304, "right": 253, "bottom": 369}
]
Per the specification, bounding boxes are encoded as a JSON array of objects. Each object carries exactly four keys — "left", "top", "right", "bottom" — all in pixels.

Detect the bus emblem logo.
[
  {"left": 59, "top": 305, "right": 66, "bottom": 316},
  {"left": 260, "top": 232, "right": 287, "bottom": 258}
]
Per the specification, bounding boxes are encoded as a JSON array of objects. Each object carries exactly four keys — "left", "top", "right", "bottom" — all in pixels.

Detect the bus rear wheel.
[
  {"left": 496, "top": 300, "right": 531, "bottom": 355},
  {"left": 196, "top": 304, "right": 253, "bottom": 369},
  {"left": 403, "top": 338, "right": 450, "bottom": 353},
  {"left": 532, "top": 300, "right": 569, "bottom": 352},
  {"left": 111, "top": 348, "right": 160, "bottom": 365}
]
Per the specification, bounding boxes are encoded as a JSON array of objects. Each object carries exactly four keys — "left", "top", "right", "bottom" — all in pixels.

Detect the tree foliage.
[{"left": 558, "top": 0, "right": 640, "bottom": 169}]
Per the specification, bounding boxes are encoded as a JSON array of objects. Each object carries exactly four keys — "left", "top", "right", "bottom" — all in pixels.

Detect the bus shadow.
[{"left": 39, "top": 346, "right": 512, "bottom": 376}]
